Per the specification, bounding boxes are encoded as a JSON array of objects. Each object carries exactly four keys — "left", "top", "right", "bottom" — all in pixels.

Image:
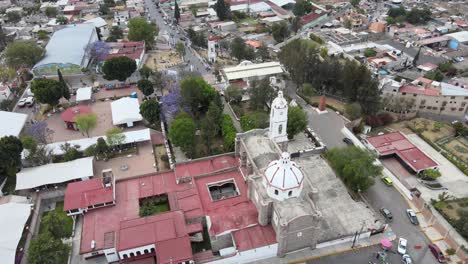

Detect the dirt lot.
[
  {"left": 145, "top": 51, "right": 182, "bottom": 71},
  {"left": 388, "top": 117, "right": 455, "bottom": 141},
  {"left": 154, "top": 145, "right": 169, "bottom": 171},
  {"left": 438, "top": 198, "right": 468, "bottom": 220},
  {"left": 307, "top": 96, "right": 347, "bottom": 113}
]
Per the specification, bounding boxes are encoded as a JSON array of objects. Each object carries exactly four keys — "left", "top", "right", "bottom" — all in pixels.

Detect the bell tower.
[{"left": 269, "top": 91, "right": 288, "bottom": 144}]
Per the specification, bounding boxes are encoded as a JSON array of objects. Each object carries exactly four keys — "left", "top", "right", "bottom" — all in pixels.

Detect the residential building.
[{"left": 105, "top": 41, "right": 146, "bottom": 68}]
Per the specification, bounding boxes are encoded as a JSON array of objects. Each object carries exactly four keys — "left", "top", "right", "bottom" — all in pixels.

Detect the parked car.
[
  {"left": 406, "top": 209, "right": 419, "bottom": 225},
  {"left": 17, "top": 98, "right": 27, "bottom": 107},
  {"left": 398, "top": 238, "right": 407, "bottom": 254},
  {"left": 381, "top": 176, "right": 393, "bottom": 186},
  {"left": 380, "top": 207, "right": 393, "bottom": 221},
  {"left": 25, "top": 97, "right": 35, "bottom": 107},
  {"left": 428, "top": 243, "right": 446, "bottom": 263},
  {"left": 453, "top": 56, "right": 464, "bottom": 62},
  {"left": 402, "top": 254, "right": 413, "bottom": 264},
  {"left": 343, "top": 137, "right": 353, "bottom": 145}
]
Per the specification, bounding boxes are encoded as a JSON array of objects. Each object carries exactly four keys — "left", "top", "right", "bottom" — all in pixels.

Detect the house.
[
  {"left": 0, "top": 111, "right": 27, "bottom": 138},
  {"left": 301, "top": 4, "right": 329, "bottom": 30},
  {"left": 0, "top": 83, "right": 11, "bottom": 102},
  {"left": 104, "top": 41, "right": 146, "bottom": 68},
  {"left": 32, "top": 24, "right": 98, "bottom": 76},
  {"left": 110, "top": 97, "right": 143, "bottom": 127},
  {"left": 61, "top": 105, "right": 93, "bottom": 130}
]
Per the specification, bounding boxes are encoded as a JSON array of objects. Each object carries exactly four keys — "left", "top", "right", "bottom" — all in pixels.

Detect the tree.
[
  {"left": 106, "top": 128, "right": 126, "bottom": 146},
  {"left": 95, "top": 137, "right": 109, "bottom": 158},
  {"left": 4, "top": 41, "right": 44, "bottom": 69},
  {"left": 0, "top": 66, "right": 16, "bottom": 82},
  {"left": 302, "top": 83, "right": 316, "bottom": 96},
  {"left": 213, "top": 0, "right": 231, "bottom": 21},
  {"left": 41, "top": 209, "right": 73, "bottom": 239},
  {"left": 424, "top": 70, "right": 444, "bottom": 82},
  {"left": 240, "top": 112, "right": 269, "bottom": 131},
  {"left": 180, "top": 76, "right": 217, "bottom": 117},
  {"left": 139, "top": 65, "right": 154, "bottom": 80},
  {"left": 406, "top": 8, "right": 431, "bottom": 24},
  {"left": 225, "top": 85, "right": 243, "bottom": 103},
  {"left": 363, "top": 48, "right": 377, "bottom": 57},
  {"left": 56, "top": 16, "right": 68, "bottom": 25},
  {"left": 345, "top": 102, "right": 362, "bottom": 120},
  {"left": 421, "top": 169, "right": 441, "bottom": 181},
  {"left": 249, "top": 78, "right": 275, "bottom": 110},
  {"left": 325, "top": 146, "right": 382, "bottom": 192},
  {"left": 102, "top": 56, "right": 137, "bottom": 81},
  {"left": 452, "top": 122, "right": 467, "bottom": 136},
  {"left": 388, "top": 6, "right": 406, "bottom": 18},
  {"left": 6, "top": 11, "right": 21, "bottom": 23},
  {"left": 257, "top": 44, "right": 270, "bottom": 62},
  {"left": 140, "top": 99, "right": 160, "bottom": 124},
  {"left": 293, "top": 0, "right": 312, "bottom": 16},
  {"left": 350, "top": 0, "right": 360, "bottom": 7},
  {"left": 127, "top": 17, "right": 158, "bottom": 48},
  {"left": 27, "top": 121, "right": 51, "bottom": 144},
  {"left": 230, "top": 37, "right": 247, "bottom": 62},
  {"left": 291, "top": 17, "right": 302, "bottom": 33},
  {"left": 28, "top": 232, "right": 70, "bottom": 264},
  {"left": 45, "top": 6, "right": 58, "bottom": 17},
  {"left": 175, "top": 42, "right": 185, "bottom": 58},
  {"left": 287, "top": 106, "right": 307, "bottom": 139},
  {"left": 30, "top": 79, "right": 63, "bottom": 107},
  {"left": 174, "top": 0, "right": 180, "bottom": 24},
  {"left": 88, "top": 41, "right": 110, "bottom": 63},
  {"left": 201, "top": 102, "right": 223, "bottom": 152},
  {"left": 37, "top": 30, "right": 49, "bottom": 40},
  {"left": 0, "top": 136, "right": 23, "bottom": 178},
  {"left": 57, "top": 69, "right": 70, "bottom": 101},
  {"left": 137, "top": 79, "right": 154, "bottom": 97},
  {"left": 108, "top": 26, "right": 123, "bottom": 41},
  {"left": 272, "top": 21, "right": 290, "bottom": 43},
  {"left": 75, "top": 113, "right": 97, "bottom": 137},
  {"left": 169, "top": 113, "right": 196, "bottom": 156},
  {"left": 99, "top": 4, "right": 110, "bottom": 15}
]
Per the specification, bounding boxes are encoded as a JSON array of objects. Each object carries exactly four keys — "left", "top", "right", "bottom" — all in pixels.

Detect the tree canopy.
[
  {"left": 293, "top": 0, "right": 312, "bottom": 16},
  {"left": 225, "top": 85, "right": 243, "bottom": 103},
  {"left": 127, "top": 17, "right": 158, "bottom": 48},
  {"left": 249, "top": 78, "right": 275, "bottom": 111},
  {"left": 106, "top": 128, "right": 126, "bottom": 146},
  {"left": 75, "top": 113, "right": 97, "bottom": 137},
  {"left": 41, "top": 209, "right": 73, "bottom": 239},
  {"left": 27, "top": 232, "right": 70, "bottom": 264},
  {"left": 4, "top": 41, "right": 44, "bottom": 69},
  {"left": 180, "top": 76, "right": 217, "bottom": 117},
  {"left": 102, "top": 56, "right": 137, "bottom": 81},
  {"left": 287, "top": 106, "right": 307, "bottom": 139},
  {"left": 107, "top": 26, "right": 124, "bottom": 41},
  {"left": 240, "top": 112, "right": 269, "bottom": 131},
  {"left": 325, "top": 146, "right": 382, "bottom": 192},
  {"left": 0, "top": 136, "right": 23, "bottom": 178},
  {"left": 45, "top": 6, "right": 58, "bottom": 17},
  {"left": 213, "top": 0, "right": 231, "bottom": 21},
  {"left": 169, "top": 113, "right": 196, "bottom": 157},
  {"left": 272, "top": 21, "right": 290, "bottom": 43},
  {"left": 174, "top": 0, "right": 181, "bottom": 23},
  {"left": 140, "top": 99, "right": 160, "bottom": 125},
  {"left": 345, "top": 102, "right": 363, "bottom": 120},
  {"left": 137, "top": 79, "right": 154, "bottom": 96},
  {"left": 30, "top": 79, "right": 63, "bottom": 107},
  {"left": 230, "top": 37, "right": 255, "bottom": 62}
]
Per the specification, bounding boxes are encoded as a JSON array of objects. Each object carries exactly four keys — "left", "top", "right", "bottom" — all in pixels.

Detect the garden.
[
  {"left": 433, "top": 194, "right": 468, "bottom": 240},
  {"left": 139, "top": 195, "right": 170, "bottom": 217}
]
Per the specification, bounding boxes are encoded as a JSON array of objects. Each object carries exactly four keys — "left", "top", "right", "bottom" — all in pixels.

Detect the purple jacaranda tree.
[
  {"left": 87, "top": 41, "right": 110, "bottom": 63},
  {"left": 27, "top": 121, "right": 53, "bottom": 144},
  {"left": 161, "top": 88, "right": 186, "bottom": 122}
]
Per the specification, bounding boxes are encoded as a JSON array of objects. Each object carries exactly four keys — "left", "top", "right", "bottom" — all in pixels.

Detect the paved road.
[{"left": 307, "top": 245, "right": 403, "bottom": 264}]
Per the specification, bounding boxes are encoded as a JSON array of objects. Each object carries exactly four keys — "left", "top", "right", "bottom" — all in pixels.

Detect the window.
[
  {"left": 123, "top": 254, "right": 128, "bottom": 259},
  {"left": 433, "top": 107, "right": 438, "bottom": 110},
  {"left": 274, "top": 189, "right": 279, "bottom": 195},
  {"left": 130, "top": 253, "right": 135, "bottom": 257},
  {"left": 402, "top": 92, "right": 406, "bottom": 95},
  {"left": 451, "top": 96, "right": 456, "bottom": 99},
  {"left": 144, "top": 249, "right": 149, "bottom": 254},
  {"left": 465, "top": 97, "right": 468, "bottom": 100},
  {"left": 459, "top": 108, "right": 464, "bottom": 111},
  {"left": 136, "top": 251, "right": 141, "bottom": 256},
  {"left": 288, "top": 191, "right": 293, "bottom": 197},
  {"left": 413, "top": 94, "right": 417, "bottom": 97},
  {"left": 462, "top": 102, "right": 466, "bottom": 107},
  {"left": 208, "top": 180, "right": 239, "bottom": 201},
  {"left": 278, "top": 124, "right": 283, "bottom": 134}
]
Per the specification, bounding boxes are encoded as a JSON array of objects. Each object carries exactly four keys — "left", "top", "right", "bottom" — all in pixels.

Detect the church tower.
[{"left": 269, "top": 91, "right": 288, "bottom": 144}]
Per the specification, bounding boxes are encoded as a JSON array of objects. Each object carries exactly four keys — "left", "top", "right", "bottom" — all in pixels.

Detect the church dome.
[
  {"left": 264, "top": 152, "right": 304, "bottom": 191},
  {"left": 271, "top": 91, "right": 287, "bottom": 109}
]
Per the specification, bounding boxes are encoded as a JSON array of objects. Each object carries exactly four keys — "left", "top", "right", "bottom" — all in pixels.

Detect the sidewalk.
[{"left": 252, "top": 231, "right": 396, "bottom": 264}]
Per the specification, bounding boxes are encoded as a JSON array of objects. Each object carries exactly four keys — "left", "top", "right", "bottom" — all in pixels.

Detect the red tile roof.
[
  {"left": 366, "top": 132, "right": 438, "bottom": 172},
  {"left": 61, "top": 105, "right": 92, "bottom": 123},
  {"left": 63, "top": 178, "right": 114, "bottom": 211},
  {"left": 105, "top": 41, "right": 145, "bottom": 60},
  {"left": 301, "top": 8, "right": 328, "bottom": 24},
  {"left": 265, "top": 1, "right": 289, "bottom": 16},
  {"left": 233, "top": 225, "right": 277, "bottom": 252},
  {"left": 399, "top": 85, "right": 439, "bottom": 96},
  {"left": 174, "top": 155, "right": 238, "bottom": 180}
]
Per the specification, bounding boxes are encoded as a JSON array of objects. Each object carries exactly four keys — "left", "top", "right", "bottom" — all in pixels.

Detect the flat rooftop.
[
  {"left": 63, "top": 177, "right": 113, "bottom": 211},
  {"left": 366, "top": 132, "right": 438, "bottom": 172}
]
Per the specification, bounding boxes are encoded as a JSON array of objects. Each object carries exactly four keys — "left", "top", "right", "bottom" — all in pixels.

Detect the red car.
[{"left": 428, "top": 244, "right": 446, "bottom": 263}]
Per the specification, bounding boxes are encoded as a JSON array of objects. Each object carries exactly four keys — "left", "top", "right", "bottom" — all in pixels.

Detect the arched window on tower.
[
  {"left": 288, "top": 190, "right": 293, "bottom": 197},
  {"left": 274, "top": 189, "right": 279, "bottom": 195},
  {"left": 278, "top": 124, "right": 283, "bottom": 134}
]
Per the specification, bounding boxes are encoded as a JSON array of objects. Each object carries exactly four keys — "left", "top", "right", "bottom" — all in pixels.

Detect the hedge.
[{"left": 222, "top": 114, "right": 236, "bottom": 151}]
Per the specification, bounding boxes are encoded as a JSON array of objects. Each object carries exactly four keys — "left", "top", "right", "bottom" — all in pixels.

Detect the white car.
[
  {"left": 17, "top": 98, "right": 27, "bottom": 107},
  {"left": 398, "top": 238, "right": 408, "bottom": 255},
  {"left": 402, "top": 254, "right": 413, "bottom": 264},
  {"left": 25, "top": 96, "right": 35, "bottom": 107}
]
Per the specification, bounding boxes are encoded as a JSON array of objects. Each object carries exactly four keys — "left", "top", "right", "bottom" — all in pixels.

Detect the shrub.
[
  {"left": 221, "top": 114, "right": 237, "bottom": 151},
  {"left": 446, "top": 248, "right": 456, "bottom": 256},
  {"left": 160, "top": 154, "right": 169, "bottom": 162}
]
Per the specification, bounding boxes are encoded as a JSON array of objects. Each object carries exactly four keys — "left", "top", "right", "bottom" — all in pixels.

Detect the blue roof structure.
[
  {"left": 33, "top": 24, "right": 97, "bottom": 71},
  {"left": 441, "top": 82, "right": 468, "bottom": 96}
]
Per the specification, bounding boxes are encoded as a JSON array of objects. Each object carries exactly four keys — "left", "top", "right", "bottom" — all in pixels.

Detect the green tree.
[
  {"left": 293, "top": 0, "right": 312, "bottom": 16},
  {"left": 387, "top": 6, "right": 406, "bottom": 18},
  {"left": 37, "top": 30, "right": 49, "bottom": 40},
  {"left": 406, "top": 8, "right": 431, "bottom": 24},
  {"left": 45, "top": 6, "right": 58, "bottom": 17},
  {"left": 272, "top": 21, "right": 290, "bottom": 43},
  {"left": 169, "top": 113, "right": 196, "bottom": 156},
  {"left": 201, "top": 102, "right": 223, "bottom": 153},
  {"left": 291, "top": 17, "right": 302, "bottom": 33},
  {"left": 0, "top": 66, "right": 17, "bottom": 82},
  {"left": 174, "top": 0, "right": 180, "bottom": 24},
  {"left": 102, "top": 56, "right": 137, "bottom": 81},
  {"left": 75, "top": 113, "right": 97, "bottom": 137},
  {"left": 30, "top": 79, "right": 63, "bottom": 107},
  {"left": 240, "top": 112, "right": 269, "bottom": 131},
  {"left": 249, "top": 78, "right": 275, "bottom": 110},
  {"left": 257, "top": 44, "right": 270, "bottom": 62},
  {"left": 4, "top": 41, "right": 44, "bottom": 69},
  {"left": 107, "top": 26, "right": 123, "bottom": 41},
  {"left": 363, "top": 48, "right": 377, "bottom": 57},
  {"left": 214, "top": 0, "right": 231, "bottom": 21},
  {"left": 0, "top": 136, "right": 23, "bottom": 179},
  {"left": 139, "top": 99, "right": 160, "bottom": 124},
  {"left": 127, "top": 17, "right": 158, "bottom": 48},
  {"left": 137, "top": 79, "right": 154, "bottom": 97},
  {"left": 424, "top": 70, "right": 444, "bottom": 82},
  {"left": 106, "top": 128, "right": 126, "bottom": 146},
  {"left": 452, "top": 121, "right": 467, "bottom": 136},
  {"left": 41, "top": 209, "right": 73, "bottom": 238},
  {"left": 139, "top": 65, "right": 153, "bottom": 80},
  {"left": 6, "top": 11, "right": 21, "bottom": 23},
  {"left": 28, "top": 232, "right": 70, "bottom": 264},
  {"left": 56, "top": 16, "right": 68, "bottom": 25},
  {"left": 175, "top": 42, "right": 185, "bottom": 58},
  {"left": 221, "top": 114, "right": 237, "bottom": 151},
  {"left": 421, "top": 169, "right": 441, "bottom": 181},
  {"left": 325, "top": 146, "right": 382, "bottom": 192},
  {"left": 301, "top": 83, "right": 315, "bottom": 97},
  {"left": 180, "top": 77, "right": 217, "bottom": 117},
  {"left": 99, "top": 4, "right": 110, "bottom": 15},
  {"left": 225, "top": 85, "right": 243, "bottom": 103},
  {"left": 95, "top": 137, "right": 109, "bottom": 158},
  {"left": 21, "top": 136, "right": 37, "bottom": 153},
  {"left": 287, "top": 106, "right": 307, "bottom": 139},
  {"left": 230, "top": 37, "right": 247, "bottom": 62},
  {"left": 350, "top": 0, "right": 360, "bottom": 7},
  {"left": 345, "top": 102, "right": 362, "bottom": 120},
  {"left": 57, "top": 69, "right": 70, "bottom": 101}
]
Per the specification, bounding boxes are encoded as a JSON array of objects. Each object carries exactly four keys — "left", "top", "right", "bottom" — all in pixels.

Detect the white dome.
[
  {"left": 264, "top": 152, "right": 304, "bottom": 191},
  {"left": 271, "top": 91, "right": 287, "bottom": 110}
]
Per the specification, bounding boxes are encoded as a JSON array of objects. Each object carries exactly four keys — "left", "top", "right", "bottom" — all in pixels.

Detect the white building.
[
  {"left": 207, "top": 36, "right": 220, "bottom": 63},
  {"left": 0, "top": 111, "right": 27, "bottom": 138},
  {"left": 0, "top": 84, "right": 11, "bottom": 102},
  {"left": 111, "top": 97, "right": 143, "bottom": 127},
  {"left": 269, "top": 91, "right": 288, "bottom": 144}
]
